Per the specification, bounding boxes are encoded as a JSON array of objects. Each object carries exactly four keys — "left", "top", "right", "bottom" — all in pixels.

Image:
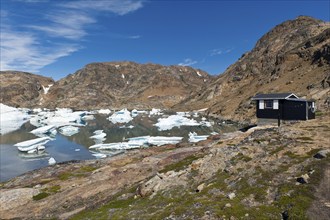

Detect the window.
[{"left": 264, "top": 100, "right": 273, "bottom": 109}]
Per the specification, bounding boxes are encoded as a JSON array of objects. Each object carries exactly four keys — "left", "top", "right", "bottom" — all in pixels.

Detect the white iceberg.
[
  {"left": 89, "top": 142, "right": 142, "bottom": 150},
  {"left": 154, "top": 115, "right": 200, "bottom": 131},
  {"left": 59, "top": 126, "right": 80, "bottom": 136},
  {"left": 147, "top": 136, "right": 183, "bottom": 146},
  {"left": 48, "top": 157, "right": 56, "bottom": 165},
  {"left": 92, "top": 153, "right": 107, "bottom": 159},
  {"left": 149, "top": 108, "right": 163, "bottom": 116},
  {"left": 108, "top": 109, "right": 133, "bottom": 124},
  {"left": 30, "top": 125, "right": 57, "bottom": 136},
  {"left": 82, "top": 115, "right": 95, "bottom": 121},
  {"left": 0, "top": 103, "right": 30, "bottom": 135},
  {"left": 188, "top": 132, "right": 209, "bottom": 143},
  {"left": 98, "top": 109, "right": 111, "bottom": 114},
  {"left": 90, "top": 130, "right": 106, "bottom": 139},
  {"left": 29, "top": 108, "right": 86, "bottom": 128},
  {"left": 14, "top": 137, "right": 52, "bottom": 152}
]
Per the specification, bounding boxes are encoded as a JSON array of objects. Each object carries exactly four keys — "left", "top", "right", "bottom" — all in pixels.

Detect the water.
[{"left": 0, "top": 112, "right": 237, "bottom": 182}]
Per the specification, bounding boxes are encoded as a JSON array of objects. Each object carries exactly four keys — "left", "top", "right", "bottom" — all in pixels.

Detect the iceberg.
[
  {"left": 188, "top": 132, "right": 209, "bottom": 143},
  {"left": 0, "top": 103, "right": 30, "bottom": 135},
  {"left": 59, "top": 126, "right": 80, "bottom": 136},
  {"left": 30, "top": 125, "right": 57, "bottom": 136},
  {"left": 98, "top": 109, "right": 111, "bottom": 114},
  {"left": 14, "top": 137, "right": 52, "bottom": 152},
  {"left": 89, "top": 142, "right": 142, "bottom": 150},
  {"left": 108, "top": 109, "right": 133, "bottom": 124},
  {"left": 154, "top": 115, "right": 200, "bottom": 131},
  {"left": 92, "top": 153, "right": 107, "bottom": 159},
  {"left": 90, "top": 130, "right": 106, "bottom": 139},
  {"left": 147, "top": 136, "right": 183, "bottom": 146},
  {"left": 48, "top": 157, "right": 56, "bottom": 165},
  {"left": 82, "top": 115, "right": 95, "bottom": 121},
  {"left": 29, "top": 108, "right": 86, "bottom": 128},
  {"left": 149, "top": 108, "right": 163, "bottom": 116}
]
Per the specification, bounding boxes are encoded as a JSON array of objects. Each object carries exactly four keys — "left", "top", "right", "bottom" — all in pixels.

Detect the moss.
[
  {"left": 297, "top": 136, "right": 313, "bottom": 141},
  {"left": 270, "top": 145, "right": 285, "bottom": 155},
  {"left": 231, "top": 152, "right": 252, "bottom": 165},
  {"left": 315, "top": 111, "right": 323, "bottom": 116},
  {"left": 160, "top": 154, "right": 201, "bottom": 173},
  {"left": 79, "top": 165, "right": 97, "bottom": 173},
  {"left": 33, "top": 192, "right": 50, "bottom": 201}
]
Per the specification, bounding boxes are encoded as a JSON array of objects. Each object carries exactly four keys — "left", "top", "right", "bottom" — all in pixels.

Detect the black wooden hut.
[{"left": 251, "top": 93, "right": 315, "bottom": 120}]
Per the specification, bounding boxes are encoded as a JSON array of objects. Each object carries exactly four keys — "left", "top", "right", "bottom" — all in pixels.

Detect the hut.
[{"left": 251, "top": 93, "right": 315, "bottom": 121}]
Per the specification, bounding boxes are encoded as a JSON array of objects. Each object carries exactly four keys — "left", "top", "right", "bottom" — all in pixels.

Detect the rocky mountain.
[
  {"left": 175, "top": 16, "right": 330, "bottom": 121},
  {"left": 42, "top": 62, "right": 211, "bottom": 110},
  {"left": 0, "top": 71, "right": 54, "bottom": 108}
]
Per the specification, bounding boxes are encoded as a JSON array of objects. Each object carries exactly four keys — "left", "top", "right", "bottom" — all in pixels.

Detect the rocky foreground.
[{"left": 0, "top": 113, "right": 329, "bottom": 219}]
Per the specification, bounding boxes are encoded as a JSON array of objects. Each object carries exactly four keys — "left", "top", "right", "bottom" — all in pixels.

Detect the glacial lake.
[{"left": 0, "top": 112, "right": 238, "bottom": 182}]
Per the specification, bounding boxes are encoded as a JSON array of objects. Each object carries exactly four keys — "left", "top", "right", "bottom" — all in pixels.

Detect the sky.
[{"left": 1, "top": 0, "right": 329, "bottom": 80}]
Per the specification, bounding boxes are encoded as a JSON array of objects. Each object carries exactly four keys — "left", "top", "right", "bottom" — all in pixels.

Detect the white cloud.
[
  {"left": 0, "top": 28, "right": 79, "bottom": 72},
  {"left": 210, "top": 49, "right": 222, "bottom": 56},
  {"left": 0, "top": 0, "right": 144, "bottom": 72},
  {"left": 178, "top": 58, "right": 197, "bottom": 66},
  {"left": 127, "top": 35, "right": 141, "bottom": 39},
  {"left": 63, "top": 0, "right": 144, "bottom": 15},
  {"left": 29, "top": 11, "right": 95, "bottom": 40}
]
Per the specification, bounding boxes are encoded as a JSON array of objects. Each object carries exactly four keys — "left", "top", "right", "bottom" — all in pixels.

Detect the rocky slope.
[
  {"left": 1, "top": 112, "right": 329, "bottom": 219},
  {"left": 0, "top": 71, "right": 54, "bottom": 108},
  {"left": 175, "top": 16, "right": 330, "bottom": 122},
  {"left": 42, "top": 62, "right": 211, "bottom": 110}
]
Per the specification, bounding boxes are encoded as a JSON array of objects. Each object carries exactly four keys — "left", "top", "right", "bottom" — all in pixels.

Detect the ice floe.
[
  {"left": 149, "top": 108, "right": 163, "bottom": 116},
  {"left": 92, "top": 153, "right": 107, "bottom": 159},
  {"left": 0, "top": 103, "right": 30, "bottom": 135},
  {"left": 90, "top": 130, "right": 107, "bottom": 139},
  {"left": 82, "top": 114, "right": 95, "bottom": 121},
  {"left": 48, "top": 157, "right": 56, "bottom": 165},
  {"left": 14, "top": 137, "right": 52, "bottom": 152},
  {"left": 154, "top": 115, "right": 200, "bottom": 131},
  {"left": 108, "top": 109, "right": 133, "bottom": 124},
  {"left": 59, "top": 126, "right": 80, "bottom": 136},
  {"left": 30, "top": 125, "right": 57, "bottom": 137},
  {"left": 188, "top": 132, "right": 209, "bottom": 143},
  {"left": 98, "top": 109, "right": 111, "bottom": 114}
]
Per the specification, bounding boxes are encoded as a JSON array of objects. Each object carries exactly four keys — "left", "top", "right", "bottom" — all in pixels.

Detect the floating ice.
[
  {"left": 14, "top": 137, "right": 52, "bottom": 152},
  {"left": 82, "top": 115, "right": 95, "bottom": 121},
  {"left": 89, "top": 142, "right": 142, "bottom": 150},
  {"left": 98, "top": 109, "right": 111, "bottom": 114},
  {"left": 59, "top": 126, "right": 80, "bottom": 136},
  {"left": 48, "top": 157, "right": 56, "bottom": 165},
  {"left": 29, "top": 108, "right": 86, "bottom": 128},
  {"left": 149, "top": 108, "right": 163, "bottom": 116},
  {"left": 154, "top": 115, "right": 200, "bottom": 131},
  {"left": 90, "top": 130, "right": 106, "bottom": 139},
  {"left": 0, "top": 103, "right": 30, "bottom": 135},
  {"left": 108, "top": 109, "right": 133, "bottom": 124},
  {"left": 148, "top": 136, "right": 183, "bottom": 146},
  {"left": 188, "top": 132, "right": 209, "bottom": 143},
  {"left": 92, "top": 153, "right": 107, "bottom": 159},
  {"left": 30, "top": 125, "right": 57, "bottom": 136}
]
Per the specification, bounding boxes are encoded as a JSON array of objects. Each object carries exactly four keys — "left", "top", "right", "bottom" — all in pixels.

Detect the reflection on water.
[{"left": 0, "top": 113, "right": 237, "bottom": 182}]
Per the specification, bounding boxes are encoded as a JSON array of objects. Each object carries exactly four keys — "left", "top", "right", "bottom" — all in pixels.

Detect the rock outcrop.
[
  {"left": 0, "top": 71, "right": 54, "bottom": 108},
  {"left": 43, "top": 62, "right": 211, "bottom": 110},
  {"left": 175, "top": 16, "right": 330, "bottom": 121}
]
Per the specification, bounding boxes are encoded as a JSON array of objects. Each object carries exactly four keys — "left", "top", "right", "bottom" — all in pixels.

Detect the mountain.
[
  {"left": 42, "top": 61, "right": 211, "bottom": 110},
  {"left": 175, "top": 16, "right": 330, "bottom": 121},
  {"left": 0, "top": 71, "right": 54, "bottom": 108}
]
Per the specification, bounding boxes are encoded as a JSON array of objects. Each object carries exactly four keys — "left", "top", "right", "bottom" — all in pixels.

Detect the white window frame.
[
  {"left": 259, "top": 100, "right": 264, "bottom": 109},
  {"left": 273, "top": 100, "right": 279, "bottom": 109}
]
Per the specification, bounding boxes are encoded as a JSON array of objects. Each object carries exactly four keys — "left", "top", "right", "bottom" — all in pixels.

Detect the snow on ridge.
[
  {"left": 196, "top": 71, "right": 202, "bottom": 77},
  {"left": 42, "top": 84, "right": 53, "bottom": 94}
]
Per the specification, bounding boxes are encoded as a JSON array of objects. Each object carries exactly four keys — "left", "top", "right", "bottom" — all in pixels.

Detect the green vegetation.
[
  {"left": 33, "top": 185, "right": 62, "bottom": 201},
  {"left": 33, "top": 192, "right": 50, "bottom": 201},
  {"left": 160, "top": 154, "right": 201, "bottom": 173},
  {"left": 58, "top": 165, "right": 98, "bottom": 180}
]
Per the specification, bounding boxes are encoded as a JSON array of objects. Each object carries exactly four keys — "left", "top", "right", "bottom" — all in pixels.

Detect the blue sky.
[{"left": 1, "top": 0, "right": 329, "bottom": 80}]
